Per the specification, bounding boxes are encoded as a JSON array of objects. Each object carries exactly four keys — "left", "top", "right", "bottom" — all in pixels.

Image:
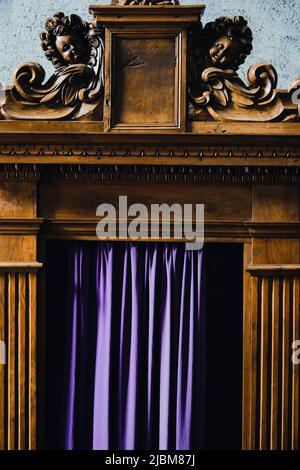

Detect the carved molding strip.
[
  {"left": 0, "top": 165, "right": 40, "bottom": 182},
  {"left": 0, "top": 144, "right": 299, "bottom": 159},
  {"left": 1, "top": 164, "right": 300, "bottom": 184},
  {"left": 36, "top": 165, "right": 300, "bottom": 185}
]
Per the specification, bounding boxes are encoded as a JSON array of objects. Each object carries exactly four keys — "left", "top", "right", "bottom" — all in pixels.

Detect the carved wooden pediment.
[{"left": 0, "top": 3, "right": 299, "bottom": 125}]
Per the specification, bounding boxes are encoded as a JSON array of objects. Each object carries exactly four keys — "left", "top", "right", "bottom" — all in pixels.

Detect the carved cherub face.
[
  {"left": 55, "top": 33, "right": 89, "bottom": 65},
  {"left": 208, "top": 34, "right": 241, "bottom": 68},
  {"left": 41, "top": 13, "right": 97, "bottom": 69},
  {"left": 203, "top": 17, "right": 253, "bottom": 71}
]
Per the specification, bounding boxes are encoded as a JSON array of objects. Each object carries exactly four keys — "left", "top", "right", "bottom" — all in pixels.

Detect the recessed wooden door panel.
[
  {"left": 105, "top": 28, "right": 186, "bottom": 132},
  {"left": 113, "top": 36, "right": 178, "bottom": 127}
]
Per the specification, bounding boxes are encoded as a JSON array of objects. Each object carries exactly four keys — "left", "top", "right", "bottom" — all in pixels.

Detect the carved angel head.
[
  {"left": 40, "top": 12, "right": 99, "bottom": 69},
  {"left": 204, "top": 16, "right": 253, "bottom": 70}
]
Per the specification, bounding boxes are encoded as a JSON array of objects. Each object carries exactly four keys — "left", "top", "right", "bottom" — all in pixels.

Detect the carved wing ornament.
[
  {"left": 0, "top": 6, "right": 299, "bottom": 123},
  {"left": 0, "top": 12, "right": 104, "bottom": 121}
]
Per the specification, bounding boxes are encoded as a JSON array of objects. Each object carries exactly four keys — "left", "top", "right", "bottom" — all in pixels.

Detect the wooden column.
[
  {"left": 0, "top": 180, "right": 42, "bottom": 450},
  {"left": 243, "top": 186, "right": 300, "bottom": 450}
]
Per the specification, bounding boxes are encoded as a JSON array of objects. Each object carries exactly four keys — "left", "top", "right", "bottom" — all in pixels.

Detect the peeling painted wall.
[{"left": 0, "top": 0, "right": 299, "bottom": 88}]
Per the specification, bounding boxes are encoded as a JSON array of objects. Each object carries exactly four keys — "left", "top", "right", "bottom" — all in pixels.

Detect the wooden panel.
[
  {"left": 249, "top": 275, "right": 259, "bottom": 449},
  {"left": 281, "top": 277, "right": 291, "bottom": 450},
  {"left": 101, "top": 6, "right": 190, "bottom": 132},
  {"left": 253, "top": 239, "right": 300, "bottom": 265},
  {"left": 28, "top": 273, "right": 36, "bottom": 450},
  {"left": 113, "top": 36, "right": 178, "bottom": 126},
  {"left": 259, "top": 276, "right": 269, "bottom": 450},
  {"left": 0, "top": 268, "right": 39, "bottom": 450},
  {"left": 0, "top": 273, "right": 5, "bottom": 450},
  {"left": 7, "top": 273, "right": 15, "bottom": 450},
  {"left": 18, "top": 274, "right": 26, "bottom": 449},
  {"left": 246, "top": 268, "right": 300, "bottom": 450},
  {"left": 0, "top": 237, "right": 37, "bottom": 262},
  {"left": 242, "top": 244, "right": 252, "bottom": 449},
  {"left": 270, "top": 277, "right": 280, "bottom": 450},
  {"left": 104, "top": 23, "right": 187, "bottom": 133},
  {"left": 252, "top": 186, "right": 299, "bottom": 222},
  {"left": 38, "top": 182, "right": 252, "bottom": 222},
  {"left": 292, "top": 277, "right": 300, "bottom": 450},
  {"left": 0, "top": 183, "right": 36, "bottom": 218}
]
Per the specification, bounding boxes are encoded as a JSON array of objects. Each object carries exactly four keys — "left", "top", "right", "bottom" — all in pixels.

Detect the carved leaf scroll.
[
  {"left": 192, "top": 63, "right": 278, "bottom": 109},
  {"left": 0, "top": 12, "right": 104, "bottom": 121}
]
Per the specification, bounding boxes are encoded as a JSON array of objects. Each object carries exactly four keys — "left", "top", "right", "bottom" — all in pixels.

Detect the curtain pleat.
[{"left": 63, "top": 241, "right": 205, "bottom": 450}]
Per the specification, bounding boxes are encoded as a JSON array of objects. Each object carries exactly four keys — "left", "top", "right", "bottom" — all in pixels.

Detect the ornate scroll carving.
[
  {"left": 192, "top": 63, "right": 277, "bottom": 107},
  {"left": 0, "top": 7, "right": 300, "bottom": 123},
  {"left": 0, "top": 12, "right": 104, "bottom": 121},
  {"left": 189, "top": 16, "right": 300, "bottom": 122}
]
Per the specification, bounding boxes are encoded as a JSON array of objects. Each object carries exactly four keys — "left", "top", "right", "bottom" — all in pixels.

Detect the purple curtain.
[{"left": 63, "top": 241, "right": 206, "bottom": 450}]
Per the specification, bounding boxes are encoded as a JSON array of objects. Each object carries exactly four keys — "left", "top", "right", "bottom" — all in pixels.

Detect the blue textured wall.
[{"left": 0, "top": 0, "right": 299, "bottom": 88}]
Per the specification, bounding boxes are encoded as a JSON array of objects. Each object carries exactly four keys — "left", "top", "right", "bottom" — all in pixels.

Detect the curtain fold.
[{"left": 63, "top": 241, "right": 206, "bottom": 450}]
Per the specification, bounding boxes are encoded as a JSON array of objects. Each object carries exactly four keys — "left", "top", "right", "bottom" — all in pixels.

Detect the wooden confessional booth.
[{"left": 0, "top": 4, "right": 300, "bottom": 450}]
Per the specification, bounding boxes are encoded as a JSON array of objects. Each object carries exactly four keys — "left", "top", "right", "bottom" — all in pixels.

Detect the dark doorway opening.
[
  {"left": 41, "top": 241, "right": 243, "bottom": 450},
  {"left": 203, "top": 244, "right": 243, "bottom": 450}
]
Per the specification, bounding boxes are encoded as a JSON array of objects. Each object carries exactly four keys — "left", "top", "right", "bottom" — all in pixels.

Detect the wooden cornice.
[
  {"left": 41, "top": 219, "right": 249, "bottom": 241},
  {"left": 247, "top": 265, "right": 300, "bottom": 276},
  {"left": 245, "top": 222, "right": 300, "bottom": 238},
  {"left": 89, "top": 5, "right": 206, "bottom": 23},
  {"left": 0, "top": 122, "right": 300, "bottom": 146},
  {"left": 0, "top": 219, "right": 298, "bottom": 241},
  {"left": 41, "top": 220, "right": 300, "bottom": 241},
  {"left": 0, "top": 262, "right": 43, "bottom": 272},
  {"left": 0, "top": 122, "right": 300, "bottom": 168},
  {"left": 0, "top": 219, "right": 44, "bottom": 235}
]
